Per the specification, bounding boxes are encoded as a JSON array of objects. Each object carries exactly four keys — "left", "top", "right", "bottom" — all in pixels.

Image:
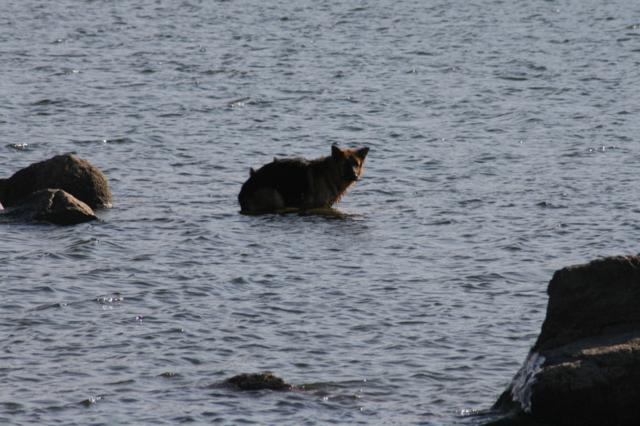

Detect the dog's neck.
[{"left": 308, "top": 156, "right": 355, "bottom": 207}]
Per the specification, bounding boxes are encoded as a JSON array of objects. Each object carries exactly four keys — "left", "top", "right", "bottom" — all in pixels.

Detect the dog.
[{"left": 239, "top": 145, "right": 369, "bottom": 214}]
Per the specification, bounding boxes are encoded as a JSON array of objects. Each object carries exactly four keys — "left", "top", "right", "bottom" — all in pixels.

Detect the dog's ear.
[
  {"left": 356, "top": 147, "right": 369, "bottom": 159},
  {"left": 250, "top": 168, "right": 256, "bottom": 176},
  {"left": 331, "top": 144, "right": 344, "bottom": 159}
]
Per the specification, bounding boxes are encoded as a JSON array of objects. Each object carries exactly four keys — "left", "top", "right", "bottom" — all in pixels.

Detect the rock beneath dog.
[
  {"left": 224, "top": 373, "right": 291, "bottom": 391},
  {"left": 2, "top": 188, "right": 97, "bottom": 225},
  {"left": 489, "top": 256, "right": 640, "bottom": 426},
  {"left": 1, "top": 154, "right": 112, "bottom": 209}
]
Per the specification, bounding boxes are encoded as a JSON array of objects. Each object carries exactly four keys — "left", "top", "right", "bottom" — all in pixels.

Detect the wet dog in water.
[{"left": 238, "top": 145, "right": 369, "bottom": 214}]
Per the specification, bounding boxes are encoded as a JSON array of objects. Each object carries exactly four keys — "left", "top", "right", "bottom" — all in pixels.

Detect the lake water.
[{"left": 2, "top": 0, "right": 640, "bottom": 424}]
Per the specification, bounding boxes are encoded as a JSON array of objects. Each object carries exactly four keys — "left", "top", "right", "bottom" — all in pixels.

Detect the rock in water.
[
  {"left": 0, "top": 179, "right": 6, "bottom": 207},
  {"left": 1, "top": 154, "right": 112, "bottom": 209},
  {"left": 2, "top": 189, "right": 97, "bottom": 225},
  {"left": 224, "top": 373, "right": 290, "bottom": 391},
  {"left": 490, "top": 256, "right": 640, "bottom": 426}
]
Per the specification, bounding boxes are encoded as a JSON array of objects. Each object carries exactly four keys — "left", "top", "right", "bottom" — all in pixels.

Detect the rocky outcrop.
[
  {"left": 490, "top": 256, "right": 640, "bottom": 426},
  {"left": 1, "top": 154, "right": 112, "bottom": 209},
  {"left": 0, "top": 178, "right": 6, "bottom": 204},
  {"left": 1, "top": 189, "right": 97, "bottom": 225},
  {"left": 0, "top": 154, "right": 111, "bottom": 225},
  {"left": 224, "top": 373, "right": 291, "bottom": 391}
]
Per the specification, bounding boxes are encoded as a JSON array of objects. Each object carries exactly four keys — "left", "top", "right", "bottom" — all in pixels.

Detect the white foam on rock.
[{"left": 509, "top": 351, "right": 545, "bottom": 413}]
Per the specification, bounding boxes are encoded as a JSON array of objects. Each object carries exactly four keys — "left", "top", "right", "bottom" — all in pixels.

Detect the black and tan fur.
[{"left": 239, "top": 145, "right": 369, "bottom": 214}]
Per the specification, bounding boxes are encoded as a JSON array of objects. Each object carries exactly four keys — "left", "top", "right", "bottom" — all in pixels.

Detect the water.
[{"left": 1, "top": 0, "right": 640, "bottom": 424}]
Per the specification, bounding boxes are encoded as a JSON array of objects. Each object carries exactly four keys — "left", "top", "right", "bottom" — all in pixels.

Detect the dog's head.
[{"left": 331, "top": 145, "right": 369, "bottom": 182}]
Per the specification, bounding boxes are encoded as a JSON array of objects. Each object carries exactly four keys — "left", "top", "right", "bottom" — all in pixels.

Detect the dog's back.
[{"left": 238, "top": 158, "right": 310, "bottom": 213}]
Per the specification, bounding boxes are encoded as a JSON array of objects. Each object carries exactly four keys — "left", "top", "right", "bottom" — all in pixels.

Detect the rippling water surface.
[{"left": 2, "top": 1, "right": 640, "bottom": 424}]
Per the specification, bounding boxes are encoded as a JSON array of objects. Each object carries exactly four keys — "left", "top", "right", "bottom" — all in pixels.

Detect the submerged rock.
[
  {"left": 1, "top": 154, "right": 112, "bottom": 209},
  {"left": 490, "top": 256, "right": 640, "bottom": 426},
  {"left": 1, "top": 189, "right": 97, "bottom": 225},
  {"left": 224, "top": 373, "right": 291, "bottom": 391}
]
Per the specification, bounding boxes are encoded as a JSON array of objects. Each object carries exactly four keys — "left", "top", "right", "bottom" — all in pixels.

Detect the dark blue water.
[{"left": 2, "top": 1, "right": 640, "bottom": 424}]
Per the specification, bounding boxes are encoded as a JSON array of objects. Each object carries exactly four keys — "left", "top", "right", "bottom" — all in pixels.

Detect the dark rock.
[
  {"left": 2, "top": 188, "right": 97, "bottom": 225},
  {"left": 534, "top": 256, "right": 640, "bottom": 352},
  {"left": 224, "top": 373, "right": 291, "bottom": 391},
  {"left": 0, "top": 178, "right": 6, "bottom": 203},
  {"left": 1, "top": 154, "right": 112, "bottom": 209},
  {"left": 490, "top": 256, "right": 640, "bottom": 426}
]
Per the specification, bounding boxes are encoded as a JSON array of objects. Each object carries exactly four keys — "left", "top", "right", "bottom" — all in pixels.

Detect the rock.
[
  {"left": 490, "top": 256, "right": 640, "bottom": 426},
  {"left": 1, "top": 188, "right": 97, "bottom": 225},
  {"left": 1, "top": 154, "right": 112, "bottom": 209},
  {"left": 0, "top": 178, "right": 6, "bottom": 205},
  {"left": 224, "top": 373, "right": 291, "bottom": 391}
]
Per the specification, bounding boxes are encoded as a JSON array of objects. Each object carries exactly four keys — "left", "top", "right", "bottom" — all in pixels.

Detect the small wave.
[
  {"left": 73, "top": 137, "right": 134, "bottom": 145},
  {"left": 6, "top": 143, "right": 32, "bottom": 151},
  {"left": 586, "top": 145, "right": 617, "bottom": 153},
  {"left": 497, "top": 74, "right": 528, "bottom": 81},
  {"left": 30, "top": 302, "right": 68, "bottom": 312},
  {"left": 96, "top": 293, "right": 124, "bottom": 305},
  {"left": 409, "top": 50, "right": 433, "bottom": 56},
  {"left": 30, "top": 99, "right": 63, "bottom": 106},
  {"left": 227, "top": 97, "right": 251, "bottom": 108},
  {"left": 80, "top": 396, "right": 102, "bottom": 407},
  {"left": 0, "top": 402, "right": 24, "bottom": 413},
  {"left": 536, "top": 201, "right": 567, "bottom": 209}
]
